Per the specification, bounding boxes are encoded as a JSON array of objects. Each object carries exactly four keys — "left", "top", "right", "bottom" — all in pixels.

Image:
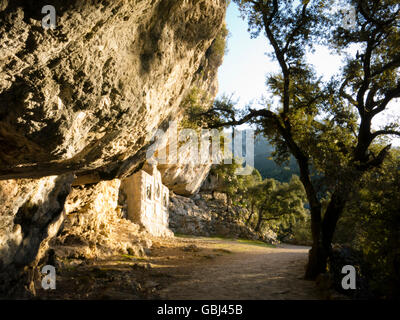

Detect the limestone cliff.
[
  {"left": 0, "top": 174, "right": 73, "bottom": 296},
  {"left": 0, "top": 0, "right": 227, "bottom": 297},
  {"left": 0, "top": 0, "right": 225, "bottom": 179},
  {"left": 153, "top": 128, "right": 223, "bottom": 196}
]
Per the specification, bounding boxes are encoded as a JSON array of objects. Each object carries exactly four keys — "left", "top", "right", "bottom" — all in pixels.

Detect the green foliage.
[
  {"left": 250, "top": 175, "right": 309, "bottom": 238},
  {"left": 180, "top": 87, "right": 213, "bottom": 129},
  {"left": 334, "top": 148, "right": 400, "bottom": 298},
  {"left": 209, "top": 153, "right": 310, "bottom": 241},
  {"left": 209, "top": 159, "right": 262, "bottom": 207},
  {"left": 290, "top": 215, "right": 312, "bottom": 245}
]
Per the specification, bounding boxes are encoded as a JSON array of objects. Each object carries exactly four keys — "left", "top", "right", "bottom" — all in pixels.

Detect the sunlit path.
[{"left": 157, "top": 237, "right": 320, "bottom": 300}]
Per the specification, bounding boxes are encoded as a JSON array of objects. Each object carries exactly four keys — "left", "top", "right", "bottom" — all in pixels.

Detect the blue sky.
[
  {"left": 217, "top": 2, "right": 399, "bottom": 145},
  {"left": 217, "top": 3, "right": 277, "bottom": 108},
  {"left": 217, "top": 3, "right": 343, "bottom": 107}
]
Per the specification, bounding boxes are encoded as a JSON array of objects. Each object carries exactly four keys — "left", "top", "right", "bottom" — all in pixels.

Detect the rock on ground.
[{"left": 169, "top": 193, "right": 278, "bottom": 243}]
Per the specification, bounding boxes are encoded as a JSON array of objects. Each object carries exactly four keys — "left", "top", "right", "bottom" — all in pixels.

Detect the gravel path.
[
  {"left": 36, "top": 236, "right": 321, "bottom": 300},
  {"left": 157, "top": 238, "right": 320, "bottom": 300}
]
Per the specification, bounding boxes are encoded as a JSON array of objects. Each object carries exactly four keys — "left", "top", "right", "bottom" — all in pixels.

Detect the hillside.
[{"left": 253, "top": 135, "right": 300, "bottom": 182}]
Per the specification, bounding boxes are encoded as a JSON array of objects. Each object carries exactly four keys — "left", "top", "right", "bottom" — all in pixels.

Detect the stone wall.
[{"left": 120, "top": 163, "right": 173, "bottom": 238}]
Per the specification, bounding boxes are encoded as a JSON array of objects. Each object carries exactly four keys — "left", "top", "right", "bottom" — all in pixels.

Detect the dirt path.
[
  {"left": 156, "top": 237, "right": 320, "bottom": 300},
  {"left": 38, "top": 236, "right": 321, "bottom": 300}
]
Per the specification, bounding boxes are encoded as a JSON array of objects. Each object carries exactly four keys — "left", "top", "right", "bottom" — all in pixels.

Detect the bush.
[
  {"left": 334, "top": 149, "right": 400, "bottom": 299},
  {"left": 290, "top": 216, "right": 312, "bottom": 246}
]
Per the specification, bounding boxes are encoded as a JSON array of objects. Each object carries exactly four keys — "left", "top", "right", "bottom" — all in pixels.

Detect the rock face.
[
  {"left": 156, "top": 130, "right": 220, "bottom": 196},
  {"left": 0, "top": 0, "right": 227, "bottom": 297},
  {"left": 169, "top": 193, "right": 278, "bottom": 243},
  {"left": 0, "top": 0, "right": 226, "bottom": 180},
  {"left": 51, "top": 180, "right": 152, "bottom": 261},
  {"left": 159, "top": 161, "right": 213, "bottom": 196},
  {"left": 0, "top": 174, "right": 73, "bottom": 297}
]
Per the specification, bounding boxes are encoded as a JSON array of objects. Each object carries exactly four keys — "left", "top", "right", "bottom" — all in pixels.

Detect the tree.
[
  {"left": 197, "top": 0, "right": 400, "bottom": 279},
  {"left": 247, "top": 176, "right": 308, "bottom": 236},
  {"left": 208, "top": 160, "right": 262, "bottom": 211}
]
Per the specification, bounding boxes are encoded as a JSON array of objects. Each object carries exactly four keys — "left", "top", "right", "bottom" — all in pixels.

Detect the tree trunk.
[
  {"left": 322, "top": 188, "right": 349, "bottom": 251},
  {"left": 292, "top": 153, "right": 326, "bottom": 280},
  {"left": 255, "top": 211, "right": 263, "bottom": 232},
  {"left": 304, "top": 187, "right": 350, "bottom": 280},
  {"left": 304, "top": 204, "right": 326, "bottom": 280},
  {"left": 246, "top": 203, "right": 255, "bottom": 226}
]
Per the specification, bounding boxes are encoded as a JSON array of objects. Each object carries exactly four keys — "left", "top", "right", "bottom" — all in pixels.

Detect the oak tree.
[{"left": 200, "top": 0, "right": 400, "bottom": 279}]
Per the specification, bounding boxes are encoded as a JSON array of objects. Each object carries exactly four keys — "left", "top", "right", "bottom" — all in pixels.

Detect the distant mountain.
[
  {"left": 253, "top": 135, "right": 299, "bottom": 182},
  {"left": 228, "top": 130, "right": 300, "bottom": 182}
]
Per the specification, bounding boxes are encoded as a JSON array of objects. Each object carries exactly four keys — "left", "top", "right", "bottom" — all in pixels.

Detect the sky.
[
  {"left": 217, "top": 3, "right": 343, "bottom": 108},
  {"left": 217, "top": 3, "right": 399, "bottom": 146}
]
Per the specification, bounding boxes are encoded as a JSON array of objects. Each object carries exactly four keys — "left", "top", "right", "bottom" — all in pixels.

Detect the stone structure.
[{"left": 121, "top": 162, "right": 173, "bottom": 238}]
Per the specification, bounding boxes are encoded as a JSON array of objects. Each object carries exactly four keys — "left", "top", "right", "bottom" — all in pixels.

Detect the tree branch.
[
  {"left": 205, "top": 108, "right": 279, "bottom": 129},
  {"left": 371, "top": 54, "right": 400, "bottom": 78},
  {"left": 371, "top": 130, "right": 400, "bottom": 141},
  {"left": 339, "top": 78, "right": 358, "bottom": 106},
  {"left": 371, "top": 82, "right": 400, "bottom": 117},
  {"left": 356, "top": 37, "right": 374, "bottom": 114},
  {"left": 258, "top": 2, "right": 290, "bottom": 116},
  {"left": 356, "top": 144, "right": 392, "bottom": 171},
  {"left": 283, "top": 2, "right": 309, "bottom": 54},
  {"left": 357, "top": 1, "right": 399, "bottom": 31}
]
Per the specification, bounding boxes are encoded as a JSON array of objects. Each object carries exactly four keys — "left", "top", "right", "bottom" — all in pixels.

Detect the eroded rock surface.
[
  {"left": 0, "top": 174, "right": 73, "bottom": 297},
  {"left": 155, "top": 129, "right": 221, "bottom": 196},
  {"left": 0, "top": 0, "right": 226, "bottom": 180},
  {"left": 51, "top": 179, "right": 153, "bottom": 261},
  {"left": 0, "top": 0, "right": 227, "bottom": 297}
]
